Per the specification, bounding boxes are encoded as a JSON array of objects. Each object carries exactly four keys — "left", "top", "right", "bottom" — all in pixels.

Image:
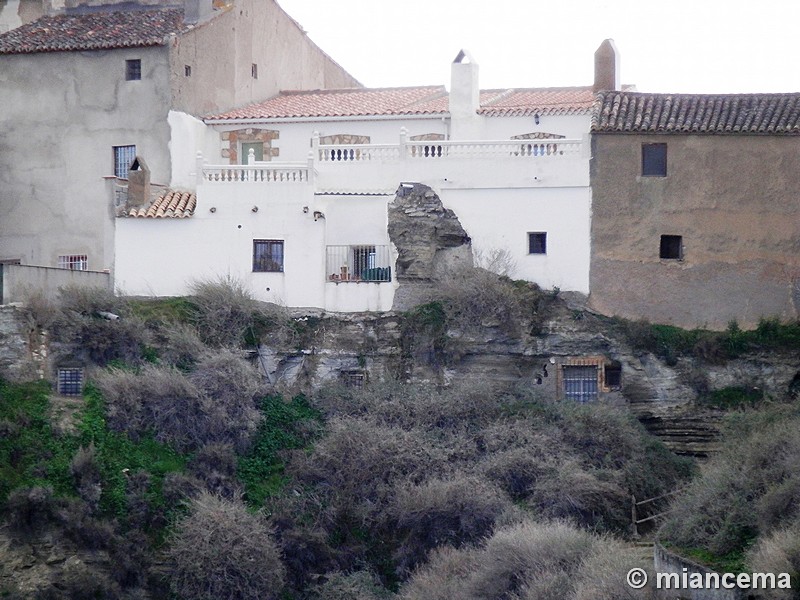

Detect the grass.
[
  {"left": 699, "top": 386, "right": 764, "bottom": 409},
  {"left": 0, "top": 380, "right": 78, "bottom": 504},
  {"left": 674, "top": 545, "right": 748, "bottom": 574},
  {"left": 128, "top": 297, "right": 198, "bottom": 325},
  {"left": 77, "top": 385, "right": 187, "bottom": 521},
  {"left": 238, "top": 394, "right": 322, "bottom": 507}
]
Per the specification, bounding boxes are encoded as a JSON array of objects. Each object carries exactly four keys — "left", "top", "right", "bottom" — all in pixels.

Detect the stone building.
[
  {"left": 589, "top": 91, "right": 800, "bottom": 329},
  {"left": 0, "top": 0, "right": 358, "bottom": 274}
]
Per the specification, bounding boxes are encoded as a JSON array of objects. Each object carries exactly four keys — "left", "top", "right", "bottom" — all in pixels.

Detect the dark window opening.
[
  {"left": 660, "top": 235, "right": 683, "bottom": 260},
  {"left": 642, "top": 143, "right": 667, "bottom": 176},
  {"left": 125, "top": 59, "right": 141, "bottom": 81},
  {"left": 341, "top": 371, "right": 366, "bottom": 388},
  {"left": 251, "top": 63, "right": 258, "bottom": 79},
  {"left": 58, "top": 368, "right": 83, "bottom": 396},
  {"left": 184, "top": 65, "right": 192, "bottom": 77},
  {"left": 528, "top": 232, "right": 547, "bottom": 255},
  {"left": 604, "top": 362, "right": 622, "bottom": 388},
  {"left": 253, "top": 240, "right": 284, "bottom": 272}
]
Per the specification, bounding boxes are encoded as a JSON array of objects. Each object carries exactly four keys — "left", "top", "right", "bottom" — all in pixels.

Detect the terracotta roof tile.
[
  {"left": 592, "top": 91, "right": 800, "bottom": 134},
  {"left": 0, "top": 8, "right": 187, "bottom": 54},
  {"left": 205, "top": 85, "right": 616, "bottom": 121},
  {"left": 124, "top": 190, "right": 196, "bottom": 219}
]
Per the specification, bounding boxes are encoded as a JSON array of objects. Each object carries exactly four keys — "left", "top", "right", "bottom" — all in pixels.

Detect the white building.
[{"left": 116, "top": 44, "right": 623, "bottom": 312}]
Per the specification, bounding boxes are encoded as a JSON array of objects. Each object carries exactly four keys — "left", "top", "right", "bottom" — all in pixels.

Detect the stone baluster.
[{"left": 399, "top": 127, "right": 408, "bottom": 160}]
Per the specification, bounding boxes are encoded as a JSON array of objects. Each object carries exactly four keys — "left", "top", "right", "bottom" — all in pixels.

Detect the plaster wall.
[
  {"left": 169, "top": 0, "right": 360, "bottom": 117},
  {"left": 1, "top": 264, "right": 111, "bottom": 304},
  {"left": 114, "top": 184, "right": 396, "bottom": 311},
  {"left": 590, "top": 134, "right": 800, "bottom": 329},
  {"left": 0, "top": 46, "right": 172, "bottom": 270},
  {"left": 439, "top": 186, "right": 591, "bottom": 293}
]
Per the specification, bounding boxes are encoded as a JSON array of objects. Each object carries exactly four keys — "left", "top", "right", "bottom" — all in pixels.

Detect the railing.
[
  {"left": 201, "top": 163, "right": 310, "bottom": 183},
  {"left": 312, "top": 130, "right": 584, "bottom": 164},
  {"left": 317, "top": 144, "right": 400, "bottom": 162},
  {"left": 326, "top": 245, "right": 392, "bottom": 283},
  {"left": 631, "top": 488, "right": 686, "bottom": 537}
]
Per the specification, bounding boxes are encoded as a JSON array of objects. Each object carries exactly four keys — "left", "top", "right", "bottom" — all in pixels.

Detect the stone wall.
[{"left": 654, "top": 543, "right": 746, "bottom": 600}]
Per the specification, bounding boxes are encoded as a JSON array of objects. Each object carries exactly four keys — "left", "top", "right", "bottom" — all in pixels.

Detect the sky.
[{"left": 276, "top": 0, "right": 800, "bottom": 94}]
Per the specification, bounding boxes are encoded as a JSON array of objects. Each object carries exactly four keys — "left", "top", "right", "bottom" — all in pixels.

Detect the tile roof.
[
  {"left": 0, "top": 8, "right": 186, "bottom": 54},
  {"left": 123, "top": 190, "right": 196, "bottom": 219},
  {"left": 207, "top": 86, "right": 449, "bottom": 120},
  {"left": 205, "top": 85, "right": 612, "bottom": 121},
  {"left": 592, "top": 91, "right": 800, "bottom": 135}
]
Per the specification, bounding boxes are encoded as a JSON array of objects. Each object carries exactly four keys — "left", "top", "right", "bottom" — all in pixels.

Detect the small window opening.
[
  {"left": 341, "top": 371, "right": 366, "bottom": 388},
  {"left": 660, "top": 235, "right": 683, "bottom": 260},
  {"left": 604, "top": 362, "right": 622, "bottom": 388},
  {"left": 642, "top": 143, "right": 667, "bottom": 176},
  {"left": 58, "top": 368, "right": 84, "bottom": 396},
  {"left": 125, "top": 59, "right": 141, "bottom": 81},
  {"left": 113, "top": 145, "right": 136, "bottom": 179},
  {"left": 184, "top": 65, "right": 192, "bottom": 77},
  {"left": 528, "top": 232, "right": 547, "bottom": 255},
  {"left": 251, "top": 63, "right": 258, "bottom": 79}
]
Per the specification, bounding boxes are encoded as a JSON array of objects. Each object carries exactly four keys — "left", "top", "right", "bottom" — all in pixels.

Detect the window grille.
[
  {"left": 58, "top": 255, "right": 88, "bottom": 271},
  {"left": 341, "top": 371, "right": 366, "bottom": 388},
  {"left": 114, "top": 145, "right": 136, "bottom": 179},
  {"left": 253, "top": 240, "right": 284, "bottom": 272},
  {"left": 125, "top": 59, "right": 141, "bottom": 81},
  {"left": 528, "top": 232, "right": 547, "bottom": 255},
  {"left": 326, "top": 245, "right": 391, "bottom": 282},
  {"left": 58, "top": 368, "right": 83, "bottom": 396},
  {"left": 563, "top": 365, "right": 598, "bottom": 403}
]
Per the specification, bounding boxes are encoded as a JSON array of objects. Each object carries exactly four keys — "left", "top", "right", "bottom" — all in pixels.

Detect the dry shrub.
[
  {"left": 438, "top": 266, "right": 524, "bottom": 334},
  {"left": 70, "top": 443, "right": 102, "bottom": 511},
  {"left": 166, "top": 492, "right": 285, "bottom": 600},
  {"left": 661, "top": 413, "right": 800, "bottom": 556},
  {"left": 51, "top": 285, "right": 148, "bottom": 365},
  {"left": 162, "top": 472, "right": 203, "bottom": 505},
  {"left": 53, "top": 559, "right": 122, "bottom": 600},
  {"left": 400, "top": 519, "right": 611, "bottom": 600},
  {"left": 571, "top": 540, "right": 657, "bottom": 600},
  {"left": 152, "top": 322, "right": 206, "bottom": 370},
  {"left": 21, "top": 287, "right": 59, "bottom": 329},
  {"left": 390, "top": 475, "right": 512, "bottom": 575},
  {"left": 188, "top": 275, "right": 288, "bottom": 347},
  {"left": 96, "top": 350, "right": 261, "bottom": 453},
  {"left": 474, "top": 247, "right": 517, "bottom": 278},
  {"left": 5, "top": 486, "right": 59, "bottom": 533},
  {"left": 308, "top": 571, "right": 391, "bottom": 600},
  {"left": 746, "top": 522, "right": 800, "bottom": 599},
  {"left": 188, "top": 442, "right": 241, "bottom": 497}
]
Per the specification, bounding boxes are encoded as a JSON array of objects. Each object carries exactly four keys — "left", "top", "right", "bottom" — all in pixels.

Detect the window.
[
  {"left": 58, "top": 255, "right": 88, "bottom": 271},
  {"left": 184, "top": 65, "right": 192, "bottom": 77},
  {"left": 113, "top": 145, "right": 136, "bottom": 179},
  {"left": 326, "top": 245, "right": 391, "bottom": 282},
  {"left": 241, "top": 142, "right": 264, "bottom": 164},
  {"left": 528, "top": 232, "right": 547, "bottom": 255},
  {"left": 57, "top": 368, "right": 84, "bottom": 396},
  {"left": 563, "top": 365, "right": 598, "bottom": 403},
  {"left": 125, "top": 59, "right": 141, "bottom": 81},
  {"left": 251, "top": 63, "right": 258, "bottom": 79},
  {"left": 660, "top": 235, "right": 683, "bottom": 260},
  {"left": 253, "top": 240, "right": 284, "bottom": 272},
  {"left": 642, "top": 143, "right": 667, "bottom": 176},
  {"left": 604, "top": 362, "right": 622, "bottom": 388},
  {"left": 341, "top": 370, "right": 366, "bottom": 388}
]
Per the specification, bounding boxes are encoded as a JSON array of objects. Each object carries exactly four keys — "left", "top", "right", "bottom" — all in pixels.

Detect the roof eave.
[{"left": 204, "top": 112, "right": 450, "bottom": 125}]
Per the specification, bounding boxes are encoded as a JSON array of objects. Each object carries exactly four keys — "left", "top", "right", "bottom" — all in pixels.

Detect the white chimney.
[
  {"left": 593, "top": 39, "right": 620, "bottom": 92},
  {"left": 449, "top": 49, "right": 481, "bottom": 139}
]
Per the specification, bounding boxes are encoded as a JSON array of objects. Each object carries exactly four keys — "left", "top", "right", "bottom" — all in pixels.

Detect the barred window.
[
  {"left": 562, "top": 365, "right": 598, "bottom": 403},
  {"left": 253, "top": 240, "right": 284, "bottom": 272},
  {"left": 125, "top": 59, "right": 141, "bottom": 81},
  {"left": 58, "top": 368, "right": 83, "bottom": 396},
  {"left": 58, "top": 255, "right": 88, "bottom": 271},
  {"left": 114, "top": 145, "right": 136, "bottom": 179}
]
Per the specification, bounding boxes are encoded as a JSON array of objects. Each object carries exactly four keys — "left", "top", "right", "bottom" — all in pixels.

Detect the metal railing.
[{"left": 326, "top": 245, "right": 392, "bottom": 283}]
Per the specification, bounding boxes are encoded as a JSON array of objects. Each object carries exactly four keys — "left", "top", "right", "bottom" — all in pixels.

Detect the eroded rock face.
[{"left": 388, "top": 184, "right": 473, "bottom": 310}]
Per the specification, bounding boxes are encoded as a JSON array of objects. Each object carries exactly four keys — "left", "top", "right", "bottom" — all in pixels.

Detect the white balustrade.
[
  {"left": 317, "top": 144, "right": 400, "bottom": 162},
  {"left": 202, "top": 164, "right": 310, "bottom": 183}
]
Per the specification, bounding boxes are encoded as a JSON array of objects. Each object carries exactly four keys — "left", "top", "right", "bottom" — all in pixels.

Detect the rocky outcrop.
[
  {"left": 0, "top": 305, "right": 45, "bottom": 382},
  {"left": 388, "top": 183, "right": 473, "bottom": 310}
]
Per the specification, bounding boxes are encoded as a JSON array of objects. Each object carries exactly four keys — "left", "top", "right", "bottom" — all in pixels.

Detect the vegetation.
[{"left": 2, "top": 280, "right": 797, "bottom": 598}]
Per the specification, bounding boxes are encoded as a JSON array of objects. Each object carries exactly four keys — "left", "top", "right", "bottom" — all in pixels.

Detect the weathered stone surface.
[
  {"left": 388, "top": 183, "right": 473, "bottom": 310},
  {"left": 0, "top": 305, "right": 42, "bottom": 382}
]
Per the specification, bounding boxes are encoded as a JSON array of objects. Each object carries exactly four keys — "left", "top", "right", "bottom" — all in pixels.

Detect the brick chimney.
[
  {"left": 184, "top": 0, "right": 212, "bottom": 24},
  {"left": 593, "top": 39, "right": 620, "bottom": 92}
]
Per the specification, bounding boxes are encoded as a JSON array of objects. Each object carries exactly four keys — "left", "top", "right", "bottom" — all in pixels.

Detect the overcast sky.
[{"left": 276, "top": 0, "right": 800, "bottom": 94}]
